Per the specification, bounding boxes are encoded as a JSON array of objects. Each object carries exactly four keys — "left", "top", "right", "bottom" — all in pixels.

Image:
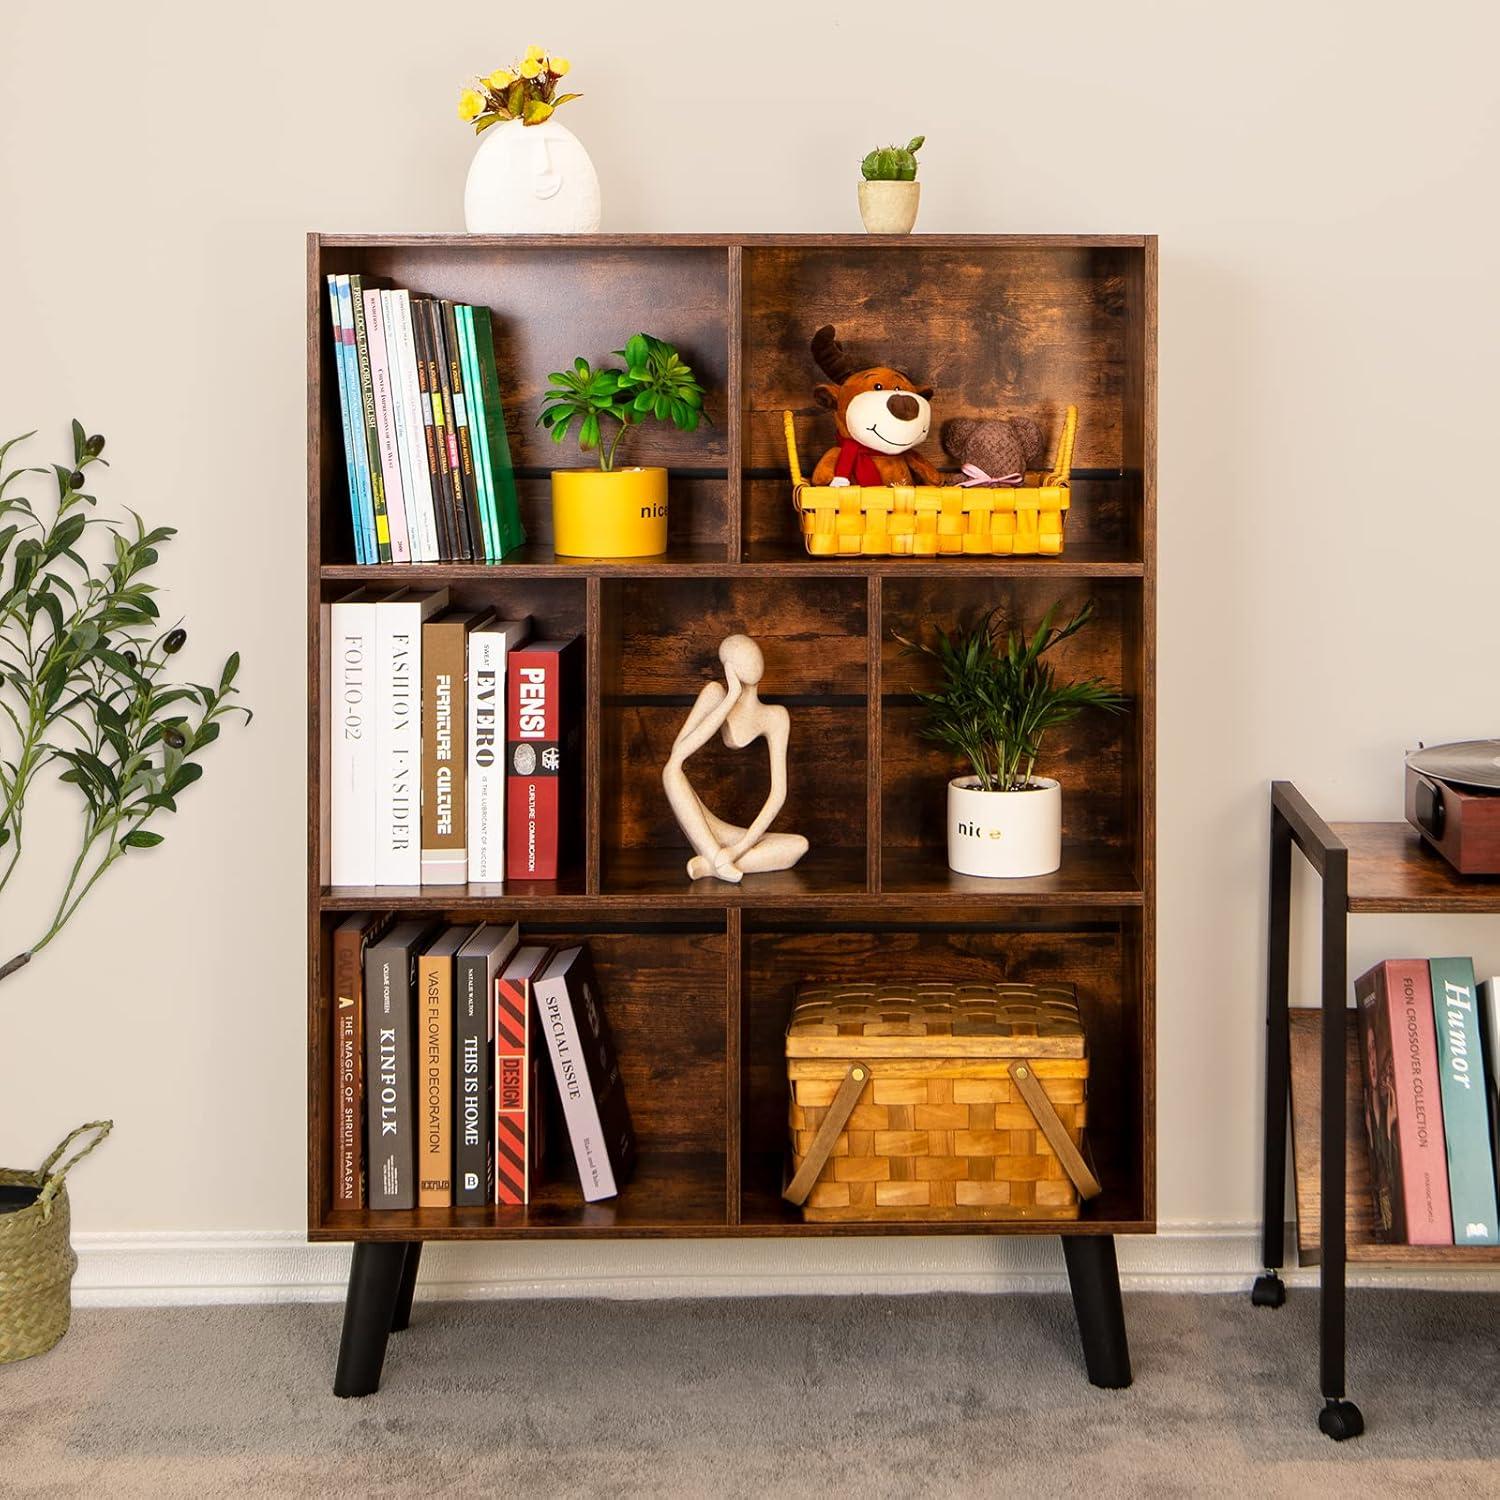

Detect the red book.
[
  {"left": 494, "top": 945, "right": 551, "bottom": 1205},
  {"left": 505, "top": 637, "right": 582, "bottom": 881},
  {"left": 1355, "top": 959, "right": 1453, "bottom": 1245}
]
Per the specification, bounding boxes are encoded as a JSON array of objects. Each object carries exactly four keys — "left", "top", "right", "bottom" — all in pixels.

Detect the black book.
[
  {"left": 441, "top": 299, "right": 488, "bottom": 563},
  {"left": 423, "top": 299, "right": 475, "bottom": 561},
  {"left": 453, "top": 922, "right": 520, "bottom": 1205},
  {"left": 410, "top": 301, "right": 455, "bottom": 561},
  {"left": 363, "top": 919, "right": 439, "bottom": 1210},
  {"left": 533, "top": 944, "right": 638, "bottom": 1202}
]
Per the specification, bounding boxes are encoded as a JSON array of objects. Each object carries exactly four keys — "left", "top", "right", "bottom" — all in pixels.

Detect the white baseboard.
[{"left": 70, "top": 1225, "right": 1500, "bottom": 1307}]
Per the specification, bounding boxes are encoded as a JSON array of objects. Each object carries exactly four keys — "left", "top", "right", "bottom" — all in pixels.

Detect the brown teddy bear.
[
  {"left": 941, "top": 416, "right": 1045, "bottom": 485},
  {"left": 808, "top": 325, "right": 943, "bottom": 488}
]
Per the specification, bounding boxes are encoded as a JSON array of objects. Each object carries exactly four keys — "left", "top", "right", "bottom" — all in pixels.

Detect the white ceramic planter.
[
  {"left": 946, "top": 777, "right": 1062, "bottom": 878},
  {"left": 464, "top": 118, "right": 601, "bottom": 233},
  {"left": 858, "top": 180, "right": 920, "bottom": 234}
]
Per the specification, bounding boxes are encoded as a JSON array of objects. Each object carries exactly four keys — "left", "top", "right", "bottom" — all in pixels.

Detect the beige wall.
[{"left": 3, "top": 0, "right": 1498, "bottom": 1286}]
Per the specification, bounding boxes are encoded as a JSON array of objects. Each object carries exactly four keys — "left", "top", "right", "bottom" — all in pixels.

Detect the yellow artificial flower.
[
  {"left": 519, "top": 57, "right": 542, "bottom": 78},
  {"left": 458, "top": 88, "right": 484, "bottom": 122},
  {"left": 487, "top": 68, "right": 514, "bottom": 89},
  {"left": 525, "top": 44, "right": 545, "bottom": 61},
  {"left": 550, "top": 56, "right": 571, "bottom": 76}
]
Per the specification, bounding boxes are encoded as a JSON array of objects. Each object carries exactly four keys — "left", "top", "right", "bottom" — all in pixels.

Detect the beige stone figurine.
[{"left": 662, "top": 635, "right": 809, "bottom": 884}]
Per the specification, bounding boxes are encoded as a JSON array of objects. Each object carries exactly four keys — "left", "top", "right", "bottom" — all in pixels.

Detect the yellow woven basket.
[{"left": 784, "top": 405, "right": 1077, "bottom": 558}]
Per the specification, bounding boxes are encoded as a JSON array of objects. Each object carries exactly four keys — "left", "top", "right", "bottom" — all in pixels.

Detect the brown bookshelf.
[{"left": 306, "top": 233, "right": 1157, "bottom": 1392}]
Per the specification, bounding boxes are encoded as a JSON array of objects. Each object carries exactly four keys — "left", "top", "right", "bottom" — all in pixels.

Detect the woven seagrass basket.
[
  {"left": 0, "top": 1121, "right": 111, "bottom": 1364},
  {"left": 783, "top": 983, "right": 1097, "bottom": 1221}
]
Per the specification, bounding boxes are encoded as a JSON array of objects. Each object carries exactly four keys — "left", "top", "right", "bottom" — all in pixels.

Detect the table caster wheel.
[
  {"left": 1318, "top": 1399, "right": 1364, "bottom": 1441},
  {"left": 1250, "top": 1272, "right": 1285, "bottom": 1308}
]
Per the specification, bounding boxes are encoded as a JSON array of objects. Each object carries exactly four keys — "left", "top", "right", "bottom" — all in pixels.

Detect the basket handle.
[
  {"left": 1045, "top": 405, "right": 1079, "bottom": 487},
  {"left": 1006, "top": 1062, "right": 1100, "bottom": 1200},
  {"left": 783, "top": 1062, "right": 869, "bottom": 1206},
  {"left": 783, "top": 410, "right": 806, "bottom": 489},
  {"left": 36, "top": 1119, "right": 113, "bottom": 1215}
]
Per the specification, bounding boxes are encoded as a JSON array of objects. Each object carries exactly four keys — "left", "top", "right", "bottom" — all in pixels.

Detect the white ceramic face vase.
[{"left": 463, "top": 118, "right": 602, "bottom": 234}]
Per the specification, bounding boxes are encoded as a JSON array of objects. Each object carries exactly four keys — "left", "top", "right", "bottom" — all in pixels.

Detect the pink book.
[
  {"left": 1357, "top": 959, "right": 1452, "bottom": 1245},
  {"left": 362, "top": 289, "right": 411, "bottom": 563}
]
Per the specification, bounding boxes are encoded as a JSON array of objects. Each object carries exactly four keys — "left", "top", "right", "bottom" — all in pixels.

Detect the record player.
[{"left": 1404, "top": 740, "right": 1500, "bottom": 875}]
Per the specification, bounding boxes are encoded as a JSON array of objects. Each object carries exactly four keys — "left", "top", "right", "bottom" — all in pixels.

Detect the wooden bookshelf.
[{"left": 306, "top": 234, "right": 1157, "bottom": 1391}]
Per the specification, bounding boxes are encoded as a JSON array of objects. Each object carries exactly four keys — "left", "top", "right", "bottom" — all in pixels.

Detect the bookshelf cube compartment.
[
  {"left": 740, "top": 243, "right": 1148, "bottom": 566},
  {"left": 598, "top": 576, "right": 870, "bottom": 897},
  {"left": 737, "top": 912, "right": 1147, "bottom": 1231}
]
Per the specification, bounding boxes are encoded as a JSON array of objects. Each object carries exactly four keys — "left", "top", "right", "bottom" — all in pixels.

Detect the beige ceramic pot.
[{"left": 858, "top": 180, "right": 920, "bottom": 235}]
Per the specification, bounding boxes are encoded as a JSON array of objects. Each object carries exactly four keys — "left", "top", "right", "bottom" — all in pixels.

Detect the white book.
[
  {"left": 380, "top": 290, "right": 423, "bottom": 563},
  {"left": 466, "top": 616, "right": 533, "bottom": 883},
  {"left": 374, "top": 587, "right": 450, "bottom": 885},
  {"left": 329, "top": 589, "right": 377, "bottom": 886},
  {"left": 363, "top": 289, "right": 410, "bottom": 564},
  {"left": 391, "top": 290, "right": 439, "bottom": 562}
]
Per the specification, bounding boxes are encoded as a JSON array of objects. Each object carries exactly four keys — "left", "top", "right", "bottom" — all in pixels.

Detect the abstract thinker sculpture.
[{"left": 662, "top": 635, "right": 809, "bottom": 884}]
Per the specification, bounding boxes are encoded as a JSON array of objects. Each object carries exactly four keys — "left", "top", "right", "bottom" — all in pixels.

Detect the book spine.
[
  {"left": 329, "top": 598, "right": 375, "bottom": 885},
  {"left": 470, "top": 306, "right": 526, "bottom": 557},
  {"left": 331, "top": 923, "right": 365, "bottom": 1208},
  {"left": 456, "top": 305, "right": 497, "bottom": 563},
  {"left": 365, "top": 941, "right": 415, "bottom": 1209},
  {"left": 325, "top": 277, "right": 366, "bottom": 566},
  {"left": 494, "top": 971, "right": 528, "bottom": 1204},
  {"left": 380, "top": 289, "right": 421, "bottom": 564},
  {"left": 442, "top": 299, "right": 485, "bottom": 562},
  {"left": 507, "top": 647, "right": 558, "bottom": 881},
  {"left": 417, "top": 948, "right": 453, "bottom": 1207},
  {"left": 392, "top": 291, "right": 438, "bottom": 563},
  {"left": 426, "top": 300, "right": 473, "bottom": 561},
  {"left": 1357, "top": 965, "right": 1400, "bottom": 1238},
  {"left": 1429, "top": 957, "right": 1498, "bottom": 1243},
  {"left": 1385, "top": 959, "right": 1453, "bottom": 1244},
  {"left": 364, "top": 289, "right": 410, "bottom": 564},
  {"left": 335, "top": 276, "right": 377, "bottom": 565},
  {"left": 410, "top": 303, "right": 453, "bottom": 562},
  {"left": 454, "top": 953, "right": 492, "bottom": 1206},
  {"left": 534, "top": 967, "right": 617, "bottom": 1200},
  {"left": 373, "top": 599, "right": 422, "bottom": 886},
  {"left": 348, "top": 275, "right": 391, "bottom": 563},
  {"left": 467, "top": 631, "right": 504, "bottom": 883},
  {"left": 421, "top": 622, "right": 468, "bottom": 884}
]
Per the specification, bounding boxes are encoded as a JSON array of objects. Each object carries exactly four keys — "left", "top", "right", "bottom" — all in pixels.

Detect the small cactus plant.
[{"left": 861, "top": 136, "right": 925, "bottom": 182}]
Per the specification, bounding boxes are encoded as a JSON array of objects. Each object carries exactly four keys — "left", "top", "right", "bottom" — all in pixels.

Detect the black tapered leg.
[
  {"left": 1258, "top": 801, "right": 1293, "bottom": 1301},
  {"left": 1062, "top": 1235, "right": 1132, "bottom": 1389},
  {"left": 391, "top": 1241, "right": 422, "bottom": 1332},
  {"left": 333, "top": 1242, "right": 411, "bottom": 1397}
]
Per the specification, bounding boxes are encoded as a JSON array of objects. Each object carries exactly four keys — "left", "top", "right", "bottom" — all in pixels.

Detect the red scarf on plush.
[{"left": 833, "top": 436, "right": 885, "bottom": 486}]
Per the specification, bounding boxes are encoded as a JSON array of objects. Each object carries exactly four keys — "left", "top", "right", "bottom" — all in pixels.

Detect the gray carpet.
[{"left": 1, "top": 1291, "right": 1497, "bottom": 1497}]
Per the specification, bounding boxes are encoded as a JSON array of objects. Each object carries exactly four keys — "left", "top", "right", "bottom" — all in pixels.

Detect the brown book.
[
  {"left": 417, "top": 925, "right": 478, "bottom": 1207},
  {"left": 331, "top": 913, "right": 384, "bottom": 1208},
  {"left": 421, "top": 607, "right": 492, "bottom": 884}
]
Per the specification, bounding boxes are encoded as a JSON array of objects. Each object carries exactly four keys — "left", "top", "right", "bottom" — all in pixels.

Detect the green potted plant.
[
  {"left": 538, "top": 333, "right": 707, "bottom": 557},
  {"left": 898, "top": 600, "right": 1125, "bottom": 878},
  {"left": 0, "top": 423, "right": 248, "bottom": 1363},
  {"left": 859, "top": 136, "right": 925, "bottom": 234}
]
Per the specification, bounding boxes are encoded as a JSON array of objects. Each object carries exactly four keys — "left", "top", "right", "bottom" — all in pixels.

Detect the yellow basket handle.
[
  {"left": 36, "top": 1119, "right": 112, "bottom": 1217},
  {"left": 783, "top": 410, "right": 806, "bottom": 489},
  {"left": 1046, "top": 404, "right": 1078, "bottom": 486}
]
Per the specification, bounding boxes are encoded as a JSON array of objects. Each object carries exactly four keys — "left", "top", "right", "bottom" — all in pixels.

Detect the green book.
[
  {"left": 347, "top": 274, "right": 391, "bottom": 563},
  {"left": 469, "top": 306, "right": 526, "bottom": 558},
  {"left": 456, "top": 305, "right": 497, "bottom": 562},
  {"left": 1429, "top": 956, "right": 1499, "bottom": 1245}
]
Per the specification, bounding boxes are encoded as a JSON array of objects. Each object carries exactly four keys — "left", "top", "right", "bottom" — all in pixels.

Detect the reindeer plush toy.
[{"left": 808, "top": 325, "right": 943, "bottom": 488}]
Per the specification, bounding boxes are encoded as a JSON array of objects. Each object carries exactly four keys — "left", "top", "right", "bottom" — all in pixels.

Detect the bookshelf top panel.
[{"left": 312, "top": 233, "right": 1155, "bottom": 252}]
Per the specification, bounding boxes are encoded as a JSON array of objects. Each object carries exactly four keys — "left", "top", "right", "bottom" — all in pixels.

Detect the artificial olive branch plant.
[
  {"left": 0, "top": 423, "right": 248, "bottom": 982},
  {"left": 897, "top": 600, "right": 1125, "bottom": 793}
]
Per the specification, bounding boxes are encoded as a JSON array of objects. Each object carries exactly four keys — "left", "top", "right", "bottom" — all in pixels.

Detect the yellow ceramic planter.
[{"left": 550, "top": 467, "right": 668, "bottom": 557}]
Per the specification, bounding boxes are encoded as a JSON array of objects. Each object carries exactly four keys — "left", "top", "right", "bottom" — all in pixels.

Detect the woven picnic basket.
[
  {"left": 783, "top": 405, "right": 1077, "bottom": 558},
  {"left": 0, "top": 1121, "right": 111, "bottom": 1363},
  {"left": 783, "top": 982, "right": 1097, "bottom": 1222}
]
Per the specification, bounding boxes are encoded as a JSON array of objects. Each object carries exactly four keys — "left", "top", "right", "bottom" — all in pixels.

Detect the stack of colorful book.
[
  {"left": 325, "top": 276, "right": 526, "bottom": 564},
  {"left": 1356, "top": 957, "right": 1500, "bottom": 1246},
  {"left": 332, "top": 928, "right": 636, "bottom": 1210}
]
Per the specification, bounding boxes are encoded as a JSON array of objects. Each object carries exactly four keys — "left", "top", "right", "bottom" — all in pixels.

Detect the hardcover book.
[
  {"left": 376, "top": 289, "right": 417, "bottom": 564},
  {"left": 441, "top": 299, "right": 486, "bottom": 562},
  {"left": 1430, "top": 957, "right": 1499, "bottom": 1243},
  {"left": 390, "top": 289, "right": 439, "bottom": 563},
  {"left": 421, "top": 607, "right": 493, "bottom": 883},
  {"left": 495, "top": 943, "right": 551, "bottom": 1205},
  {"left": 333, "top": 274, "right": 376, "bottom": 565},
  {"left": 347, "top": 273, "right": 391, "bottom": 563},
  {"left": 329, "top": 588, "right": 377, "bottom": 887},
  {"left": 1355, "top": 959, "right": 1452, "bottom": 1245},
  {"left": 421, "top": 298, "right": 473, "bottom": 561},
  {"left": 410, "top": 299, "right": 455, "bottom": 562},
  {"left": 373, "top": 588, "right": 449, "bottom": 885},
  {"left": 332, "top": 912, "right": 387, "bottom": 1209},
  {"left": 533, "top": 944, "right": 637, "bottom": 1202},
  {"left": 454, "top": 922, "right": 521, "bottom": 1206},
  {"left": 506, "top": 637, "right": 583, "bottom": 882},
  {"left": 417, "top": 926, "right": 477, "bottom": 1208},
  {"left": 1480, "top": 977, "right": 1500, "bottom": 1185},
  {"left": 454, "top": 304, "right": 496, "bottom": 562},
  {"left": 467, "top": 616, "right": 532, "bottom": 884},
  {"left": 325, "top": 276, "right": 367, "bottom": 565},
  {"left": 363, "top": 287, "right": 410, "bottom": 564},
  {"left": 364, "top": 919, "right": 437, "bottom": 1210},
  {"left": 470, "top": 305, "right": 526, "bottom": 558}
]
